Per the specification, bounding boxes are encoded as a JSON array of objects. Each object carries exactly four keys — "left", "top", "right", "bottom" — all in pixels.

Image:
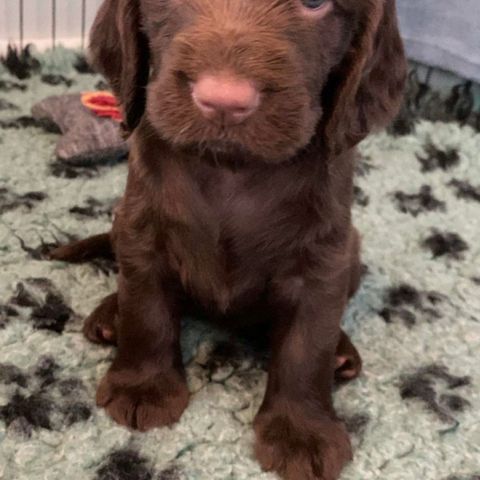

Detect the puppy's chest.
[
  {"left": 198, "top": 168, "right": 297, "bottom": 259},
  {"left": 163, "top": 165, "right": 307, "bottom": 308}
]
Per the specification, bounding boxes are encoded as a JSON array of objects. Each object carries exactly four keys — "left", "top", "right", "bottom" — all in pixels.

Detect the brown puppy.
[{"left": 52, "top": 1, "right": 406, "bottom": 478}]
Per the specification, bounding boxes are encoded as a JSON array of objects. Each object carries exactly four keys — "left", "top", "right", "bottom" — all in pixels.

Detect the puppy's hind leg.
[
  {"left": 83, "top": 293, "right": 119, "bottom": 345},
  {"left": 49, "top": 233, "right": 114, "bottom": 263},
  {"left": 335, "top": 330, "right": 362, "bottom": 382},
  {"left": 335, "top": 229, "right": 363, "bottom": 382}
]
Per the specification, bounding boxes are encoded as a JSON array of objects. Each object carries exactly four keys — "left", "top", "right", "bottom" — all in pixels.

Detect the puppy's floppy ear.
[
  {"left": 321, "top": 0, "right": 407, "bottom": 154},
  {"left": 89, "top": 0, "right": 149, "bottom": 133}
]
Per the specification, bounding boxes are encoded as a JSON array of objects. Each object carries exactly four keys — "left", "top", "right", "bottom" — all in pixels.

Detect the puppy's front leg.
[
  {"left": 96, "top": 271, "right": 189, "bottom": 431},
  {"left": 254, "top": 273, "right": 352, "bottom": 480}
]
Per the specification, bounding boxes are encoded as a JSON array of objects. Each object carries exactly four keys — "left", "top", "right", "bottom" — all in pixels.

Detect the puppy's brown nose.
[{"left": 191, "top": 74, "right": 260, "bottom": 125}]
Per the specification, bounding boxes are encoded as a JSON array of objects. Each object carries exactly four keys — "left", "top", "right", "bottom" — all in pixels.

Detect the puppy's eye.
[{"left": 301, "top": 0, "right": 328, "bottom": 9}]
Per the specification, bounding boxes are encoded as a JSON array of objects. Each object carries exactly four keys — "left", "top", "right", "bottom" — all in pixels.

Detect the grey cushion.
[{"left": 397, "top": 0, "right": 480, "bottom": 83}]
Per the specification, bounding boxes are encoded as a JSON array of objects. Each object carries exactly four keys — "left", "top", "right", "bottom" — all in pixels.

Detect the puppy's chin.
[
  {"left": 154, "top": 129, "right": 313, "bottom": 166},
  {"left": 198, "top": 139, "right": 250, "bottom": 157},
  {"left": 200, "top": 137, "right": 315, "bottom": 165},
  {"left": 146, "top": 111, "right": 319, "bottom": 165},
  {"left": 173, "top": 141, "right": 262, "bottom": 168}
]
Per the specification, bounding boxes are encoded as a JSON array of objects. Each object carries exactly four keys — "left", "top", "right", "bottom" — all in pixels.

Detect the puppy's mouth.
[
  {"left": 202, "top": 139, "right": 242, "bottom": 154},
  {"left": 179, "top": 137, "right": 259, "bottom": 165},
  {"left": 154, "top": 116, "right": 314, "bottom": 164}
]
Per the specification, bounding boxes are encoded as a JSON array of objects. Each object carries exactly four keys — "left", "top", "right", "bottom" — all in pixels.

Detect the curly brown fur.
[{"left": 51, "top": 1, "right": 406, "bottom": 478}]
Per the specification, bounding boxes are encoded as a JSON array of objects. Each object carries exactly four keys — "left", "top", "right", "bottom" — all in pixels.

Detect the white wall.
[{"left": 0, "top": 0, "right": 102, "bottom": 52}]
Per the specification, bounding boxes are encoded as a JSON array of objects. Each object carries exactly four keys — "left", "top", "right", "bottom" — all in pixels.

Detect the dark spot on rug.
[
  {"left": 449, "top": 179, "right": 480, "bottom": 203},
  {"left": 49, "top": 162, "right": 88, "bottom": 179},
  {"left": 440, "top": 394, "right": 470, "bottom": 413},
  {"left": 0, "top": 357, "right": 91, "bottom": 436},
  {"left": 445, "top": 81, "right": 475, "bottom": 124},
  {"left": 95, "top": 80, "right": 110, "bottom": 91},
  {"left": 63, "top": 402, "right": 92, "bottom": 426},
  {"left": 0, "top": 187, "right": 47, "bottom": 215},
  {"left": 26, "top": 277, "right": 56, "bottom": 289},
  {"left": 0, "top": 364, "right": 28, "bottom": 388},
  {"left": 389, "top": 104, "right": 416, "bottom": 136},
  {"left": 34, "top": 356, "right": 60, "bottom": 387},
  {"left": 339, "top": 412, "right": 370, "bottom": 449},
  {"left": 393, "top": 185, "right": 445, "bottom": 216},
  {"left": 359, "top": 263, "right": 370, "bottom": 281},
  {"left": 40, "top": 74, "right": 74, "bottom": 87},
  {"left": 96, "top": 449, "right": 154, "bottom": 480},
  {"left": 69, "top": 197, "right": 115, "bottom": 218},
  {"left": 472, "top": 277, "right": 480, "bottom": 286},
  {"left": 9, "top": 278, "right": 76, "bottom": 334},
  {"left": 343, "top": 413, "right": 370, "bottom": 437},
  {"left": 380, "top": 307, "right": 416, "bottom": 327},
  {"left": 158, "top": 466, "right": 182, "bottom": 480},
  {"left": 379, "top": 283, "right": 446, "bottom": 327},
  {"left": 10, "top": 282, "right": 39, "bottom": 307},
  {"left": 19, "top": 191, "right": 46, "bottom": 201},
  {"left": 0, "top": 79, "right": 27, "bottom": 91},
  {"left": 473, "top": 112, "right": 480, "bottom": 133},
  {"left": 74, "top": 54, "right": 95, "bottom": 74},
  {"left": 0, "top": 115, "right": 61, "bottom": 133},
  {"left": 0, "top": 45, "right": 41, "bottom": 79},
  {"left": 54, "top": 376, "right": 92, "bottom": 427},
  {"left": 0, "top": 392, "right": 52, "bottom": 430},
  {"left": 0, "top": 304, "right": 19, "bottom": 328},
  {"left": 31, "top": 292, "right": 75, "bottom": 333},
  {"left": 354, "top": 186, "right": 370, "bottom": 207},
  {"left": 399, "top": 364, "right": 471, "bottom": 427},
  {"left": 402, "top": 70, "right": 480, "bottom": 131},
  {"left": 417, "top": 142, "right": 460, "bottom": 172},
  {"left": 387, "top": 284, "right": 422, "bottom": 307},
  {"left": 422, "top": 230, "right": 469, "bottom": 260},
  {"left": 445, "top": 475, "right": 480, "bottom": 480},
  {"left": 355, "top": 155, "right": 376, "bottom": 177},
  {"left": 0, "top": 99, "right": 19, "bottom": 111},
  {"left": 404, "top": 70, "right": 431, "bottom": 113},
  {"left": 50, "top": 150, "right": 127, "bottom": 179},
  {"left": 57, "top": 378, "right": 86, "bottom": 396}
]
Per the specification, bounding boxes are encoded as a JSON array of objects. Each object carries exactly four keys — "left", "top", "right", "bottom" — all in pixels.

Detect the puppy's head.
[{"left": 90, "top": 0, "right": 406, "bottom": 162}]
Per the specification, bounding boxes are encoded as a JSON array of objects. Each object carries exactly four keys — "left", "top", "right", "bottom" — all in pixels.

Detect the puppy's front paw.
[
  {"left": 96, "top": 367, "right": 189, "bottom": 431},
  {"left": 254, "top": 408, "right": 352, "bottom": 480}
]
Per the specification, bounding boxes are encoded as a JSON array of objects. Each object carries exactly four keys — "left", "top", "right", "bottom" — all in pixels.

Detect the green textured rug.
[{"left": 0, "top": 48, "right": 479, "bottom": 480}]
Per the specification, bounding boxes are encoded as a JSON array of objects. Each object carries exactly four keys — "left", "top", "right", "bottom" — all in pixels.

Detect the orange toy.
[{"left": 81, "top": 91, "right": 123, "bottom": 122}]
